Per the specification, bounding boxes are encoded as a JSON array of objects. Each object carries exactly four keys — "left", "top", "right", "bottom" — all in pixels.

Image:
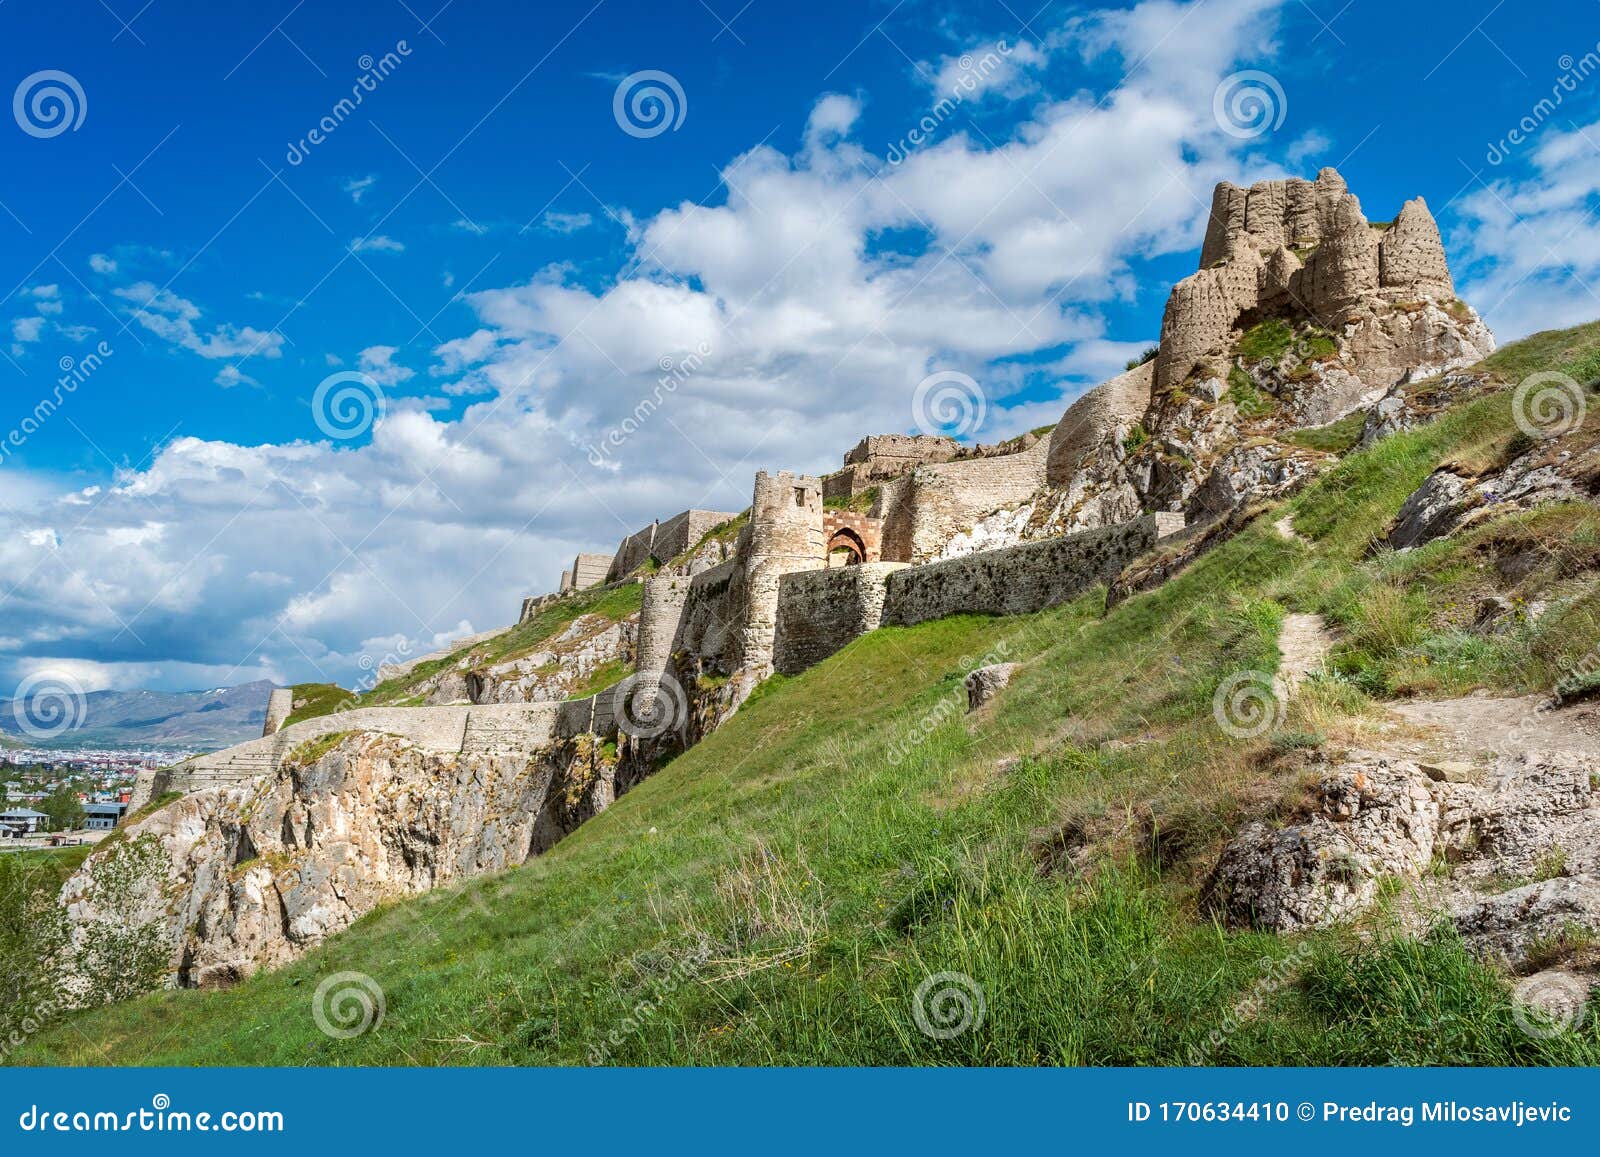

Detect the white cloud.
[
  {"left": 11, "top": 316, "right": 45, "bottom": 345},
  {"left": 0, "top": 0, "right": 1302, "bottom": 691},
  {"left": 214, "top": 365, "right": 258, "bottom": 388},
  {"left": 343, "top": 174, "right": 378, "bottom": 203},
  {"left": 357, "top": 345, "right": 415, "bottom": 387},
  {"left": 89, "top": 253, "right": 117, "bottom": 274},
  {"left": 351, "top": 235, "right": 405, "bottom": 254},
  {"left": 541, "top": 211, "right": 593, "bottom": 234},
  {"left": 1454, "top": 116, "right": 1600, "bottom": 341},
  {"left": 114, "top": 282, "right": 285, "bottom": 361},
  {"left": 925, "top": 38, "right": 1048, "bottom": 102}
]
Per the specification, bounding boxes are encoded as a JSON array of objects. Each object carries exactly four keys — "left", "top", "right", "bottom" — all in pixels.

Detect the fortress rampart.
[
  {"left": 773, "top": 562, "right": 907, "bottom": 675},
  {"left": 881, "top": 513, "right": 1184, "bottom": 629}
]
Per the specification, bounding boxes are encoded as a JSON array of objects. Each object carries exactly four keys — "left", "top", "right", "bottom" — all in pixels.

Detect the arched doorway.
[{"left": 827, "top": 527, "right": 867, "bottom": 567}]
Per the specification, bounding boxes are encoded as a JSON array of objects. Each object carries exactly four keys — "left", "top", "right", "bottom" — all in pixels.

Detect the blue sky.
[{"left": 1, "top": 0, "right": 1597, "bottom": 695}]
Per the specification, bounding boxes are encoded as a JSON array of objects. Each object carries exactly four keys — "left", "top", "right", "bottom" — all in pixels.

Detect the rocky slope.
[
  {"left": 57, "top": 731, "right": 630, "bottom": 993},
  {"left": 1206, "top": 743, "right": 1600, "bottom": 973}
]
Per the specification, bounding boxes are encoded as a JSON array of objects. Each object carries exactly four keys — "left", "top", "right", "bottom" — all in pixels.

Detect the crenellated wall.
[
  {"left": 882, "top": 513, "right": 1183, "bottom": 628},
  {"left": 773, "top": 562, "right": 908, "bottom": 675}
]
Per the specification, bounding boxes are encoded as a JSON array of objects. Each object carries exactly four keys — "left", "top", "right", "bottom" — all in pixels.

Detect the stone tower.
[
  {"left": 730, "top": 470, "right": 825, "bottom": 672},
  {"left": 1154, "top": 167, "right": 1483, "bottom": 394}
]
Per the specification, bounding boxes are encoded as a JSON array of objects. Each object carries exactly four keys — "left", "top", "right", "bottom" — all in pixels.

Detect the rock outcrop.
[
  {"left": 59, "top": 731, "right": 629, "bottom": 995},
  {"left": 1206, "top": 748, "right": 1600, "bottom": 970}
]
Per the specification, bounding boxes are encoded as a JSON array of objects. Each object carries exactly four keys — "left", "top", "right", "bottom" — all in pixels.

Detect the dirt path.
[
  {"left": 1275, "top": 612, "right": 1333, "bottom": 696},
  {"left": 1388, "top": 694, "right": 1600, "bottom": 761}
]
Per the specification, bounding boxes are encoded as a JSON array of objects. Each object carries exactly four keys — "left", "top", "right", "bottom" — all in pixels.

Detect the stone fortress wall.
[
  {"left": 727, "top": 472, "right": 827, "bottom": 672},
  {"left": 1156, "top": 168, "right": 1478, "bottom": 395},
  {"left": 773, "top": 562, "right": 907, "bottom": 675},
  {"left": 823, "top": 433, "right": 961, "bottom": 501},
  {"left": 876, "top": 435, "right": 1052, "bottom": 563},
  {"left": 882, "top": 513, "right": 1185, "bottom": 628},
  {"left": 559, "top": 552, "right": 615, "bottom": 593},
  {"left": 132, "top": 694, "right": 623, "bottom": 810},
  {"left": 822, "top": 509, "right": 882, "bottom": 563},
  {"left": 261, "top": 688, "right": 293, "bottom": 736},
  {"left": 162, "top": 169, "right": 1486, "bottom": 820}
]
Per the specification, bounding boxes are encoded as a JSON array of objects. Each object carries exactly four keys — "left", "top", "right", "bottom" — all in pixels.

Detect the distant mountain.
[{"left": 0, "top": 680, "right": 276, "bottom": 751}]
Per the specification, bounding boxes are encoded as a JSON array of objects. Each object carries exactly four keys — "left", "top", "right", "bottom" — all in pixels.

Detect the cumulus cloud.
[
  {"left": 89, "top": 253, "right": 117, "bottom": 274},
  {"left": 357, "top": 345, "right": 415, "bottom": 386},
  {"left": 1453, "top": 116, "right": 1600, "bottom": 341},
  {"left": 0, "top": 0, "right": 1298, "bottom": 692},
  {"left": 925, "top": 38, "right": 1049, "bottom": 102},
  {"left": 10, "top": 315, "right": 46, "bottom": 355}
]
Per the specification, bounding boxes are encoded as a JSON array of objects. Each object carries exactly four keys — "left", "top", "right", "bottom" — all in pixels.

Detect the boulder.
[
  {"left": 965, "top": 663, "right": 1019, "bottom": 712},
  {"left": 1203, "top": 757, "right": 1449, "bottom": 931}
]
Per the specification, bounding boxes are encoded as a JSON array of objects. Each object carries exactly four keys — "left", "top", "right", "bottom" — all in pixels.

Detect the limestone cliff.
[{"left": 58, "top": 731, "right": 625, "bottom": 996}]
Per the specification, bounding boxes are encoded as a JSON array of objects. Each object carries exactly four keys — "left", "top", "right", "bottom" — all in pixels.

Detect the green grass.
[
  {"left": 1236, "top": 319, "right": 1296, "bottom": 363},
  {"left": 1124, "top": 345, "right": 1159, "bottom": 372},
  {"left": 824, "top": 488, "right": 879, "bottom": 513},
  {"left": 1286, "top": 409, "right": 1366, "bottom": 454},
  {"left": 17, "top": 322, "right": 1600, "bottom": 1067},
  {"left": 1224, "top": 367, "right": 1275, "bottom": 419},
  {"left": 281, "top": 683, "right": 358, "bottom": 728},
  {"left": 284, "top": 732, "right": 356, "bottom": 769}
]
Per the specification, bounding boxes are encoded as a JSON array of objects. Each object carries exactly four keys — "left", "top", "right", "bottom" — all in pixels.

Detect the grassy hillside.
[{"left": 17, "top": 324, "right": 1600, "bottom": 1066}]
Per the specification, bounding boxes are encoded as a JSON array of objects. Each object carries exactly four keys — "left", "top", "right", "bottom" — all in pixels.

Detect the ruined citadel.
[{"left": 81, "top": 169, "right": 1501, "bottom": 993}]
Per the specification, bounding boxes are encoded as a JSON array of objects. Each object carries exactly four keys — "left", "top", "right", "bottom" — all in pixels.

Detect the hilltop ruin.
[{"left": 79, "top": 168, "right": 1499, "bottom": 994}]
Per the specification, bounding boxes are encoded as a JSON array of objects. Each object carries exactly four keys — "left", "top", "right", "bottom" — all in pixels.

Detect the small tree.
[{"left": 37, "top": 786, "right": 84, "bottom": 833}]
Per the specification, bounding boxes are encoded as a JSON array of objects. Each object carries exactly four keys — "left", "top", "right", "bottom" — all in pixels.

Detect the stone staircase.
[{"left": 175, "top": 740, "right": 285, "bottom": 789}]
